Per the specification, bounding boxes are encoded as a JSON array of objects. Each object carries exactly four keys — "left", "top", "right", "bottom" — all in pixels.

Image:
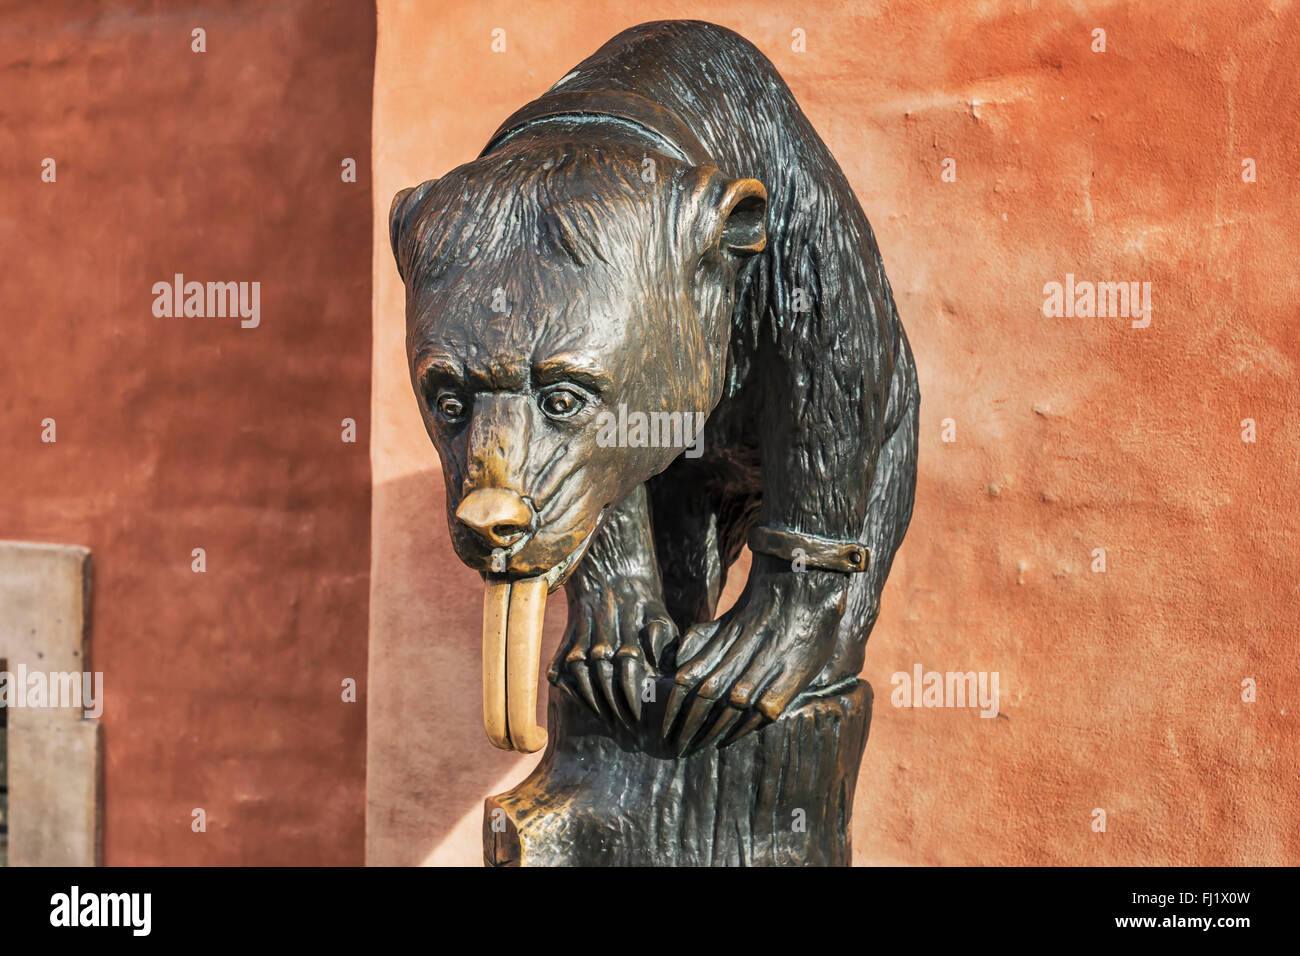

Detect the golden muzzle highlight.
[
  {"left": 456, "top": 488, "right": 547, "bottom": 753},
  {"left": 481, "top": 575, "right": 548, "bottom": 753}
]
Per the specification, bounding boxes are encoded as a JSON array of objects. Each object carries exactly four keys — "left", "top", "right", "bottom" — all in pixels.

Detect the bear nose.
[{"left": 456, "top": 489, "right": 534, "bottom": 549}]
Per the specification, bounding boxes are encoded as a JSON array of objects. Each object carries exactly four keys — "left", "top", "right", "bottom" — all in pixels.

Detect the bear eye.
[
  {"left": 539, "top": 387, "right": 585, "bottom": 420},
  {"left": 435, "top": 391, "right": 467, "bottom": 423}
]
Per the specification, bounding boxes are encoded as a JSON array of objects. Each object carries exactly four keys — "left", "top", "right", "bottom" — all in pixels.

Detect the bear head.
[{"left": 389, "top": 141, "right": 766, "bottom": 751}]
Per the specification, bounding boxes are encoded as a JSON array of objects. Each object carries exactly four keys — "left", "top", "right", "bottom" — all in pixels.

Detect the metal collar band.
[
  {"left": 482, "top": 89, "right": 714, "bottom": 167},
  {"left": 749, "top": 525, "right": 870, "bottom": 574}
]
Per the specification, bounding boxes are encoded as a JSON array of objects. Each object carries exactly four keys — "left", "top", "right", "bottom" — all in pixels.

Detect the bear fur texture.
[{"left": 390, "top": 20, "right": 919, "bottom": 763}]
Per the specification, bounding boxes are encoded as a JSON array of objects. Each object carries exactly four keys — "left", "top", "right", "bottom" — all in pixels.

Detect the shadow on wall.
[{"left": 367, "top": 468, "right": 558, "bottom": 864}]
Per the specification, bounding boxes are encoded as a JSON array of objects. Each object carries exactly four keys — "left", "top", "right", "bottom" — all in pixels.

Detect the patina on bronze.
[{"left": 390, "top": 20, "right": 919, "bottom": 865}]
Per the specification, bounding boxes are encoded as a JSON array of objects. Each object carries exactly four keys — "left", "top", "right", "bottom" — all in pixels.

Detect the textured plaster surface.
[{"left": 370, "top": 0, "right": 1298, "bottom": 867}]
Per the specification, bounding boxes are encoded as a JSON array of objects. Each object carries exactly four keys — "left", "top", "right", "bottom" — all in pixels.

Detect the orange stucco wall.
[
  {"left": 2, "top": 1, "right": 374, "bottom": 864},
  {"left": 369, "top": 0, "right": 1298, "bottom": 865}
]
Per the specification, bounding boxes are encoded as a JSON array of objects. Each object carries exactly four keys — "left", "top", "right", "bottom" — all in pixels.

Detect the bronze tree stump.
[{"left": 485, "top": 680, "right": 872, "bottom": 866}]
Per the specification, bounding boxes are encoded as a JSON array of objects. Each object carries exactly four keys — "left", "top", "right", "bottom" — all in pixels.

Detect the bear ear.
[
  {"left": 389, "top": 180, "right": 437, "bottom": 282},
  {"left": 713, "top": 177, "right": 767, "bottom": 258}
]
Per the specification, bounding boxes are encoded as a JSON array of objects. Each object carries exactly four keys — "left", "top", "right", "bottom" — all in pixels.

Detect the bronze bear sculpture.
[{"left": 390, "top": 20, "right": 919, "bottom": 865}]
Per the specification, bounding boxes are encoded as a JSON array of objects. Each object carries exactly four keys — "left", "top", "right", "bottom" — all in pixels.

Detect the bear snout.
[{"left": 455, "top": 488, "right": 536, "bottom": 550}]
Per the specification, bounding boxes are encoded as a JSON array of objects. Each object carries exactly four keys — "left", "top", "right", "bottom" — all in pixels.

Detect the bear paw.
[
  {"left": 547, "top": 576, "right": 676, "bottom": 732},
  {"left": 662, "top": 555, "right": 848, "bottom": 755}
]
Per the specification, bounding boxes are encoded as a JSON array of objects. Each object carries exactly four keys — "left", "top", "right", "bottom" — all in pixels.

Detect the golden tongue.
[{"left": 480, "top": 575, "right": 549, "bottom": 753}]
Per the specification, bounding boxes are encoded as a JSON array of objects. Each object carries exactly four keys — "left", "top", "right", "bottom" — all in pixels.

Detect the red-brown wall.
[{"left": 0, "top": 0, "right": 374, "bottom": 864}]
